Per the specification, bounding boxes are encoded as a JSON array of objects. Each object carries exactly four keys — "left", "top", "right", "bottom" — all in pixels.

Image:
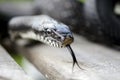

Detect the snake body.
[{"left": 9, "top": 15, "right": 82, "bottom": 69}]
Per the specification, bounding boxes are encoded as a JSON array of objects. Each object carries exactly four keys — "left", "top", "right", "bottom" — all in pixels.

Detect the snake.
[{"left": 8, "top": 15, "right": 82, "bottom": 69}]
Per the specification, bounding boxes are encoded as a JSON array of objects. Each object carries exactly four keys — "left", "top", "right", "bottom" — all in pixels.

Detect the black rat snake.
[{"left": 8, "top": 15, "right": 82, "bottom": 69}]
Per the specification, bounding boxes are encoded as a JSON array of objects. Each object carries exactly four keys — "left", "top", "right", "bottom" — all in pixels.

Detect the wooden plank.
[
  {"left": 17, "top": 34, "right": 120, "bottom": 80},
  {"left": 0, "top": 45, "right": 33, "bottom": 80}
]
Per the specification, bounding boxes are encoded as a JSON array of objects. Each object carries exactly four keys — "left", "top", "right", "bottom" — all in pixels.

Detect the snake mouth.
[{"left": 62, "top": 37, "right": 74, "bottom": 47}]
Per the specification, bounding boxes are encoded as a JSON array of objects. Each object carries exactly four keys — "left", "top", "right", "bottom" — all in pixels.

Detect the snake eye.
[
  {"left": 58, "top": 37, "right": 61, "bottom": 40},
  {"left": 47, "top": 31, "right": 51, "bottom": 34}
]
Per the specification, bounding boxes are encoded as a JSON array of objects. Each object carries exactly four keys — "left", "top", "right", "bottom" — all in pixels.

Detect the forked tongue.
[{"left": 66, "top": 45, "right": 82, "bottom": 70}]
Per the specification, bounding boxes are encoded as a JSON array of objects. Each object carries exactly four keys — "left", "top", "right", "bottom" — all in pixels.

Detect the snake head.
[{"left": 36, "top": 21, "right": 74, "bottom": 48}]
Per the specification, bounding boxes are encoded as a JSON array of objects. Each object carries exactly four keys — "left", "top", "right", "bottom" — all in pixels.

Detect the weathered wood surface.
[
  {"left": 18, "top": 34, "right": 120, "bottom": 80},
  {"left": 0, "top": 45, "right": 33, "bottom": 80}
]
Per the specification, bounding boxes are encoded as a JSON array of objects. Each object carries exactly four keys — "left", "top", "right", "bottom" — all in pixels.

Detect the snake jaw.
[{"left": 49, "top": 29, "right": 74, "bottom": 47}]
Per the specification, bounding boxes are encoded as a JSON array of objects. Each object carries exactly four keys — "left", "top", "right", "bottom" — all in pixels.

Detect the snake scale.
[{"left": 9, "top": 15, "right": 82, "bottom": 69}]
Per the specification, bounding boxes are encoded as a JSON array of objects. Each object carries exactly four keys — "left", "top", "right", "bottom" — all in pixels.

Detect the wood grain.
[
  {"left": 0, "top": 45, "right": 33, "bottom": 80},
  {"left": 17, "top": 34, "right": 120, "bottom": 80}
]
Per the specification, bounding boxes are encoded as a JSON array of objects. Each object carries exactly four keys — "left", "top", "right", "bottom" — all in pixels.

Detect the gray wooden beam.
[
  {"left": 0, "top": 45, "right": 33, "bottom": 80},
  {"left": 17, "top": 34, "right": 120, "bottom": 80}
]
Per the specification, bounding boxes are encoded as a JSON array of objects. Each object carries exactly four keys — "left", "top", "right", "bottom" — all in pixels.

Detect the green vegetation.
[
  {"left": 0, "top": 0, "right": 33, "bottom": 3},
  {"left": 10, "top": 53, "right": 23, "bottom": 66},
  {"left": 78, "top": 0, "right": 86, "bottom": 3}
]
